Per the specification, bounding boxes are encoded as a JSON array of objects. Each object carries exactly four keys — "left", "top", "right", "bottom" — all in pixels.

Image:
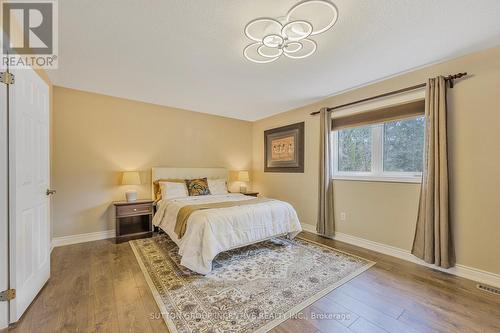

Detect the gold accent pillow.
[{"left": 185, "top": 178, "right": 211, "bottom": 196}]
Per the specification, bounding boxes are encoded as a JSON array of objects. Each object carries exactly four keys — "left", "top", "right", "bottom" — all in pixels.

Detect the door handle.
[{"left": 46, "top": 189, "right": 57, "bottom": 196}]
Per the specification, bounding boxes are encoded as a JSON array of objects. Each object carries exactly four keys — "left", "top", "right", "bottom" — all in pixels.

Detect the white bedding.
[{"left": 153, "top": 193, "right": 302, "bottom": 274}]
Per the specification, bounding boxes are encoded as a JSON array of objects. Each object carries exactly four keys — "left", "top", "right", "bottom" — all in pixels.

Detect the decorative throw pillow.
[
  {"left": 185, "top": 177, "right": 211, "bottom": 196},
  {"left": 153, "top": 178, "right": 185, "bottom": 200},
  {"left": 207, "top": 178, "right": 228, "bottom": 195},
  {"left": 159, "top": 181, "right": 188, "bottom": 200}
]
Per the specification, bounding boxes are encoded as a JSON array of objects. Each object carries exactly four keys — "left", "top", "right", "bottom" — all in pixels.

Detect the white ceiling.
[{"left": 48, "top": 0, "right": 500, "bottom": 121}]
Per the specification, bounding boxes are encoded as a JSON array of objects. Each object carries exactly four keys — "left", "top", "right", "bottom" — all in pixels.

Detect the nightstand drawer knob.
[{"left": 133, "top": 208, "right": 137, "bottom": 211}]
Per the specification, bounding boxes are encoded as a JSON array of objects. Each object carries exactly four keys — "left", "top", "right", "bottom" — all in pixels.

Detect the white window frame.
[{"left": 331, "top": 88, "right": 426, "bottom": 184}]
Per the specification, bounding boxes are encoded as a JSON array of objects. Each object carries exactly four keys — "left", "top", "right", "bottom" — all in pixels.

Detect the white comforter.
[{"left": 153, "top": 193, "right": 302, "bottom": 274}]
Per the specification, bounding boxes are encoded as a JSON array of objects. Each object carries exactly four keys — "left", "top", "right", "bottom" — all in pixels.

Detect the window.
[
  {"left": 338, "top": 126, "right": 372, "bottom": 172},
  {"left": 333, "top": 116, "right": 425, "bottom": 182},
  {"left": 383, "top": 117, "right": 425, "bottom": 173}
]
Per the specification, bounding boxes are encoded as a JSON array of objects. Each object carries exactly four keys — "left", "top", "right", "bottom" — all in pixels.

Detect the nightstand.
[
  {"left": 113, "top": 199, "right": 154, "bottom": 243},
  {"left": 242, "top": 192, "right": 259, "bottom": 197}
]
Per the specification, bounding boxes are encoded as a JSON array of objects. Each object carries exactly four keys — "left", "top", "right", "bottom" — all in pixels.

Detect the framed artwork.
[{"left": 264, "top": 122, "right": 304, "bottom": 173}]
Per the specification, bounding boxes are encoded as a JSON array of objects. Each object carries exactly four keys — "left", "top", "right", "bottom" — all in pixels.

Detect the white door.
[
  {"left": 0, "top": 64, "right": 9, "bottom": 330},
  {"left": 8, "top": 67, "right": 51, "bottom": 322}
]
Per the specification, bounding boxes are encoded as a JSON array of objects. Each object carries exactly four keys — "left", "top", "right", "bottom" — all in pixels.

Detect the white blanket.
[{"left": 153, "top": 193, "right": 302, "bottom": 274}]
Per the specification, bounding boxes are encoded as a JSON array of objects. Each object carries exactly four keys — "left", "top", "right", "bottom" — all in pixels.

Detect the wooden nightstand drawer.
[{"left": 116, "top": 203, "right": 152, "bottom": 217}]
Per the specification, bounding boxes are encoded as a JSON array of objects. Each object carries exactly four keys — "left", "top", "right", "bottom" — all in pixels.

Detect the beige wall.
[
  {"left": 252, "top": 45, "right": 500, "bottom": 275},
  {"left": 52, "top": 87, "right": 252, "bottom": 237},
  {"left": 52, "top": 46, "right": 500, "bottom": 275}
]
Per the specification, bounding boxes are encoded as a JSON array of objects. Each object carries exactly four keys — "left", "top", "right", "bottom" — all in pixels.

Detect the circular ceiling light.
[
  {"left": 258, "top": 44, "right": 284, "bottom": 58},
  {"left": 283, "top": 39, "right": 317, "bottom": 59},
  {"left": 262, "top": 34, "right": 284, "bottom": 48},
  {"left": 286, "top": 0, "right": 339, "bottom": 36},
  {"left": 284, "top": 41, "right": 303, "bottom": 54},
  {"left": 244, "top": 18, "right": 283, "bottom": 42},
  {"left": 243, "top": 0, "right": 338, "bottom": 63},
  {"left": 243, "top": 43, "right": 280, "bottom": 64},
  {"left": 281, "top": 20, "right": 313, "bottom": 41}
]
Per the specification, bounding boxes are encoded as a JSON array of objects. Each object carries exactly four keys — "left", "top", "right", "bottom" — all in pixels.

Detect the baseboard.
[
  {"left": 51, "top": 229, "right": 116, "bottom": 248},
  {"left": 300, "top": 223, "right": 500, "bottom": 289},
  {"left": 301, "top": 223, "right": 317, "bottom": 233}
]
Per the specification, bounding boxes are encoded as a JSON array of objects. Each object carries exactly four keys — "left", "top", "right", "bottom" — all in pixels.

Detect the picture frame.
[{"left": 264, "top": 122, "right": 304, "bottom": 173}]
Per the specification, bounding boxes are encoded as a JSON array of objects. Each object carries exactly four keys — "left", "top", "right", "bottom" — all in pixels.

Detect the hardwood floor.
[{"left": 6, "top": 232, "right": 500, "bottom": 333}]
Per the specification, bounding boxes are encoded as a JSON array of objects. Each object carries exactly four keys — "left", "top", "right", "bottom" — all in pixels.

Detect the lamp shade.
[
  {"left": 121, "top": 171, "right": 141, "bottom": 185},
  {"left": 238, "top": 171, "right": 250, "bottom": 182}
]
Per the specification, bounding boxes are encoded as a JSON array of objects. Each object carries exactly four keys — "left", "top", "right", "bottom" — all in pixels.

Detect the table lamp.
[
  {"left": 121, "top": 171, "right": 141, "bottom": 202},
  {"left": 238, "top": 171, "right": 250, "bottom": 193}
]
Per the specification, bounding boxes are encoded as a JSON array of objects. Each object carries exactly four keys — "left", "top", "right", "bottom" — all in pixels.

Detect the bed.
[{"left": 151, "top": 167, "right": 302, "bottom": 274}]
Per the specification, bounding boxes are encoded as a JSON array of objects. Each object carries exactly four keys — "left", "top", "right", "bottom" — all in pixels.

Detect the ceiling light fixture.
[{"left": 243, "top": 0, "right": 338, "bottom": 64}]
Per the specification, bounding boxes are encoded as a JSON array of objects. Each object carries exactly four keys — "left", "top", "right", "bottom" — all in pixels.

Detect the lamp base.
[
  {"left": 125, "top": 190, "right": 138, "bottom": 202},
  {"left": 240, "top": 185, "right": 247, "bottom": 193}
]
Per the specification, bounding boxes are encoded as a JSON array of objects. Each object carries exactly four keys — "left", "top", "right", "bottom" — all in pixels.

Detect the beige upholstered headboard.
[{"left": 151, "top": 167, "right": 228, "bottom": 199}]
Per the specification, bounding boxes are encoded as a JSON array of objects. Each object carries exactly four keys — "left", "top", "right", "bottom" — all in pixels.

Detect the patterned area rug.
[{"left": 130, "top": 235, "right": 374, "bottom": 333}]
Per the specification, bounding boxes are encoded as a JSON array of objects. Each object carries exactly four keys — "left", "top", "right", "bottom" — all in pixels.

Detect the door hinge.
[
  {"left": 0, "top": 71, "right": 15, "bottom": 85},
  {"left": 0, "top": 289, "right": 16, "bottom": 301}
]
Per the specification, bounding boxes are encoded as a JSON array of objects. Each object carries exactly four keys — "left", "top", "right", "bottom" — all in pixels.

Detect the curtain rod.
[{"left": 310, "top": 72, "right": 468, "bottom": 116}]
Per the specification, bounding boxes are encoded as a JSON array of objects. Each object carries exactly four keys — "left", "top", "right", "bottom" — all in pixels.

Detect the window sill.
[{"left": 333, "top": 175, "right": 422, "bottom": 184}]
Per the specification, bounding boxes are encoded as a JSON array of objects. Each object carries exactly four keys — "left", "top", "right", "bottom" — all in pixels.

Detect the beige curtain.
[
  {"left": 317, "top": 108, "right": 335, "bottom": 237},
  {"left": 412, "top": 77, "right": 455, "bottom": 268}
]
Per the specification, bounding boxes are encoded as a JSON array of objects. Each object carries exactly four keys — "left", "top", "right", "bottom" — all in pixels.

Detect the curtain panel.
[
  {"left": 412, "top": 76, "right": 455, "bottom": 268},
  {"left": 317, "top": 108, "right": 335, "bottom": 237}
]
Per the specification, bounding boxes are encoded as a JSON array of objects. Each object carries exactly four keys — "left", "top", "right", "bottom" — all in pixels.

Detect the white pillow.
[
  {"left": 160, "top": 181, "right": 188, "bottom": 200},
  {"left": 208, "top": 178, "right": 228, "bottom": 195}
]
